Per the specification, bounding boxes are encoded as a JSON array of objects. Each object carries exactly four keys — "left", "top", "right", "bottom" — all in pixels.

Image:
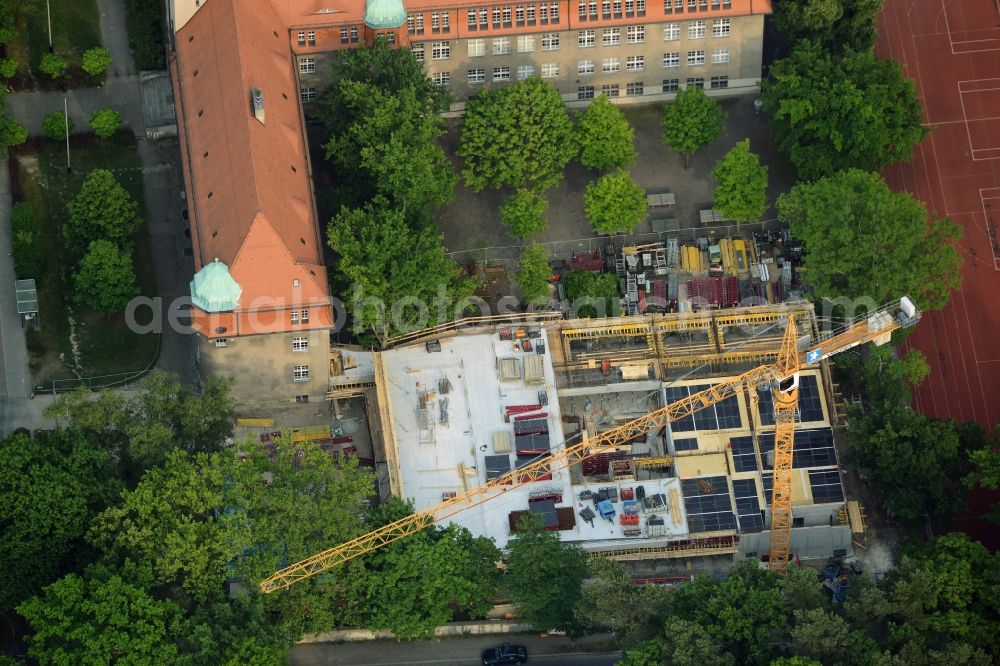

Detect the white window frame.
[
  {"left": 603, "top": 28, "right": 620, "bottom": 46},
  {"left": 298, "top": 57, "right": 315, "bottom": 74},
  {"left": 292, "top": 336, "right": 309, "bottom": 352},
  {"left": 627, "top": 25, "right": 645, "bottom": 43},
  {"left": 502, "top": 6, "right": 512, "bottom": 23},
  {"left": 688, "top": 50, "right": 705, "bottom": 66},
  {"left": 662, "top": 78, "right": 679, "bottom": 93},
  {"left": 493, "top": 37, "right": 511, "bottom": 55},
  {"left": 710, "top": 75, "right": 728, "bottom": 89},
  {"left": 469, "top": 67, "right": 486, "bottom": 84},
  {"left": 712, "top": 48, "right": 729, "bottom": 64},
  {"left": 293, "top": 365, "right": 310, "bottom": 382},
  {"left": 626, "top": 81, "right": 644, "bottom": 96},
  {"left": 662, "top": 52, "right": 679, "bottom": 68},
  {"left": 663, "top": 22, "right": 680, "bottom": 41},
  {"left": 431, "top": 41, "right": 450, "bottom": 60},
  {"left": 712, "top": 18, "right": 730, "bottom": 37},
  {"left": 578, "top": 30, "right": 595, "bottom": 48},
  {"left": 578, "top": 59, "right": 595, "bottom": 75},
  {"left": 297, "top": 31, "right": 306, "bottom": 45},
  {"left": 299, "top": 87, "right": 316, "bottom": 102},
  {"left": 432, "top": 71, "right": 451, "bottom": 85},
  {"left": 306, "top": 31, "right": 316, "bottom": 46},
  {"left": 578, "top": 85, "right": 595, "bottom": 100},
  {"left": 517, "top": 64, "right": 536, "bottom": 80},
  {"left": 626, "top": 55, "right": 644, "bottom": 71},
  {"left": 517, "top": 34, "right": 536, "bottom": 52},
  {"left": 412, "top": 43, "right": 425, "bottom": 62},
  {"left": 602, "top": 57, "right": 620, "bottom": 72},
  {"left": 215, "top": 338, "right": 228, "bottom": 348},
  {"left": 468, "top": 39, "right": 485, "bottom": 57},
  {"left": 493, "top": 66, "right": 511, "bottom": 81},
  {"left": 602, "top": 83, "right": 620, "bottom": 97},
  {"left": 689, "top": 20, "right": 706, "bottom": 39},
  {"left": 541, "top": 62, "right": 559, "bottom": 78},
  {"left": 541, "top": 33, "right": 560, "bottom": 50}
]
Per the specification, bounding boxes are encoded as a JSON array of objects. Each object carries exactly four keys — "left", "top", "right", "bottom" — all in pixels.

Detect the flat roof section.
[{"left": 378, "top": 332, "right": 571, "bottom": 549}]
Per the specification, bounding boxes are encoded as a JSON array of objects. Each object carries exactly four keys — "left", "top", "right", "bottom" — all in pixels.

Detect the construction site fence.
[{"left": 446, "top": 220, "right": 780, "bottom": 267}]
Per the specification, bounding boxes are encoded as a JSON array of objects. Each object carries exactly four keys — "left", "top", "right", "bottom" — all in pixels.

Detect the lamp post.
[
  {"left": 63, "top": 97, "right": 70, "bottom": 173},
  {"left": 46, "top": 0, "right": 53, "bottom": 51}
]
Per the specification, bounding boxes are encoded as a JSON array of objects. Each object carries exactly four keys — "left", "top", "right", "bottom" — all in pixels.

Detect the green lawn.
[
  {"left": 6, "top": 0, "right": 102, "bottom": 83},
  {"left": 13, "top": 132, "right": 159, "bottom": 388}
]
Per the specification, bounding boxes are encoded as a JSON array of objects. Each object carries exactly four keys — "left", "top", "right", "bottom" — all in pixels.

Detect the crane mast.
[{"left": 260, "top": 298, "right": 920, "bottom": 593}]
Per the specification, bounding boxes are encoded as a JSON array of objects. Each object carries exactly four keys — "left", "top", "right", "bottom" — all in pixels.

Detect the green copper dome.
[
  {"left": 364, "top": 0, "right": 407, "bottom": 29},
  {"left": 190, "top": 259, "right": 242, "bottom": 313}
]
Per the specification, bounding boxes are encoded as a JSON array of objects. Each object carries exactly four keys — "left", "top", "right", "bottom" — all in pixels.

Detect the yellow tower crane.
[{"left": 260, "top": 298, "right": 920, "bottom": 593}]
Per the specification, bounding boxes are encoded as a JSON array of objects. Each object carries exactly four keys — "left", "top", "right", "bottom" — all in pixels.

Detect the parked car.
[{"left": 481, "top": 643, "right": 528, "bottom": 665}]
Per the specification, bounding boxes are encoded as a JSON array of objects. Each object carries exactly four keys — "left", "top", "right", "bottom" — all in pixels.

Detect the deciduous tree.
[
  {"left": 661, "top": 86, "right": 725, "bottom": 168},
  {"left": 847, "top": 409, "right": 970, "bottom": 523},
  {"left": 0, "top": 431, "right": 121, "bottom": 613},
  {"left": 575, "top": 95, "right": 636, "bottom": 170},
  {"left": 89, "top": 108, "right": 121, "bottom": 140},
  {"left": 81, "top": 47, "right": 113, "bottom": 77},
  {"left": 344, "top": 499, "right": 502, "bottom": 639},
  {"left": 38, "top": 52, "right": 66, "bottom": 79},
  {"left": 583, "top": 169, "right": 647, "bottom": 234},
  {"left": 772, "top": 0, "right": 883, "bottom": 53},
  {"left": 87, "top": 450, "right": 240, "bottom": 604},
  {"left": 575, "top": 558, "right": 669, "bottom": 646},
  {"left": 74, "top": 239, "right": 140, "bottom": 313},
  {"left": 460, "top": 78, "right": 576, "bottom": 191},
  {"left": 515, "top": 242, "right": 552, "bottom": 304},
  {"left": 564, "top": 270, "right": 620, "bottom": 318},
  {"left": 778, "top": 169, "right": 961, "bottom": 310},
  {"left": 321, "top": 35, "right": 450, "bottom": 117},
  {"left": 42, "top": 110, "right": 72, "bottom": 141},
  {"left": 500, "top": 188, "right": 549, "bottom": 239},
  {"left": 321, "top": 82, "right": 455, "bottom": 212},
  {"left": 504, "top": 516, "right": 587, "bottom": 630},
  {"left": 328, "top": 198, "right": 476, "bottom": 344},
  {"left": 65, "top": 168, "right": 142, "bottom": 254},
  {"left": 18, "top": 570, "right": 183, "bottom": 665},
  {"left": 762, "top": 41, "right": 927, "bottom": 180},
  {"left": 712, "top": 139, "right": 768, "bottom": 224},
  {"left": 45, "top": 372, "right": 235, "bottom": 473}
]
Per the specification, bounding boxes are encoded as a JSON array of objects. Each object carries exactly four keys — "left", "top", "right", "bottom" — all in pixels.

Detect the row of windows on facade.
[
  {"left": 214, "top": 334, "right": 311, "bottom": 352},
  {"left": 302, "top": 71, "right": 725, "bottom": 95},
  {"left": 576, "top": 75, "right": 729, "bottom": 98},
  {"left": 360, "top": 18, "right": 730, "bottom": 69},
  {"left": 213, "top": 311, "right": 312, "bottom": 326},
  {"left": 403, "top": 0, "right": 731, "bottom": 34},
  {"left": 309, "top": 4, "right": 732, "bottom": 47},
  {"left": 305, "top": 46, "right": 726, "bottom": 74}
]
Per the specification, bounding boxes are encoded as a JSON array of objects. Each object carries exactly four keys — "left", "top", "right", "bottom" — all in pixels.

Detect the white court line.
[
  {"left": 979, "top": 189, "right": 1000, "bottom": 270},
  {"left": 957, "top": 79, "right": 1000, "bottom": 162},
  {"left": 942, "top": 0, "right": 1000, "bottom": 55}
]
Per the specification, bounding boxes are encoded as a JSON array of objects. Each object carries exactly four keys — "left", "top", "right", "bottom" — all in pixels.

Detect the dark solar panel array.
[
  {"left": 729, "top": 436, "right": 758, "bottom": 472},
  {"left": 666, "top": 384, "right": 743, "bottom": 433},
  {"left": 758, "top": 428, "right": 837, "bottom": 469},
  {"left": 757, "top": 374, "right": 824, "bottom": 425},
  {"left": 809, "top": 469, "right": 845, "bottom": 504},
  {"left": 664, "top": 386, "right": 696, "bottom": 431},
  {"left": 681, "top": 476, "right": 737, "bottom": 532},
  {"left": 674, "top": 437, "right": 698, "bottom": 451},
  {"left": 732, "top": 478, "right": 764, "bottom": 532},
  {"left": 485, "top": 454, "right": 511, "bottom": 480}
]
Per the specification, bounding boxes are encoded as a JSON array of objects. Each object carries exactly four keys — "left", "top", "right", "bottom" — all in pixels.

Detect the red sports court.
[{"left": 877, "top": 0, "right": 1000, "bottom": 428}]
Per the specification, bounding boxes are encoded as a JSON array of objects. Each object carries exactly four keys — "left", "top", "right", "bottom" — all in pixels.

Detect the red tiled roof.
[{"left": 172, "top": 0, "right": 331, "bottom": 337}]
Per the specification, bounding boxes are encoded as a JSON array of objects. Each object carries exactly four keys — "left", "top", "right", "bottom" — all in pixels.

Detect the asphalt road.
[{"left": 291, "top": 635, "right": 621, "bottom": 666}]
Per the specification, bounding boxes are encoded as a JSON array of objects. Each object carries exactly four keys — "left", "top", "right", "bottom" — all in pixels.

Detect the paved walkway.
[
  {"left": 97, "top": 0, "right": 137, "bottom": 78},
  {"left": 0, "top": 0, "right": 195, "bottom": 433}
]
